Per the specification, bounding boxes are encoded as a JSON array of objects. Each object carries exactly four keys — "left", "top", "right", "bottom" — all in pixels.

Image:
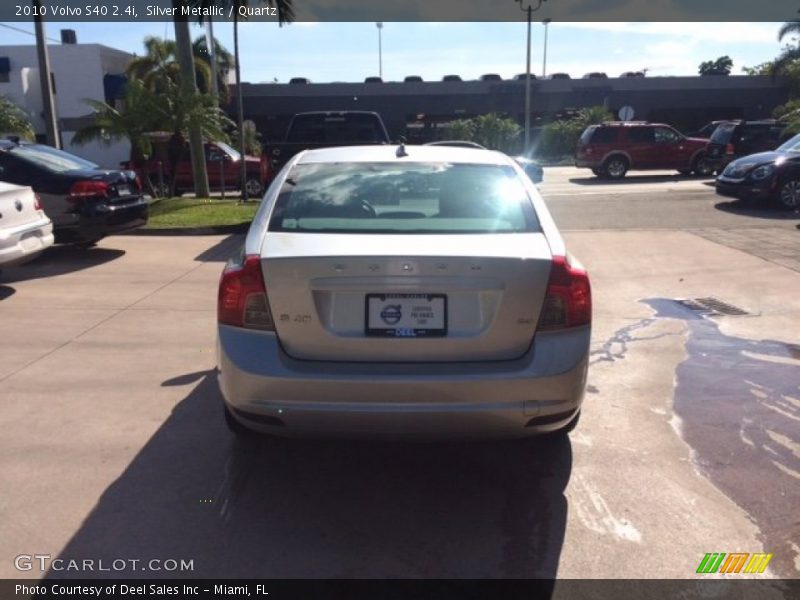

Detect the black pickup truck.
[{"left": 265, "top": 111, "right": 390, "bottom": 180}]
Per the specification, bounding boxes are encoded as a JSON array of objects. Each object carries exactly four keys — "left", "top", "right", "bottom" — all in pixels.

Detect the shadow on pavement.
[
  {"left": 0, "top": 285, "right": 15, "bottom": 301},
  {"left": 714, "top": 200, "right": 800, "bottom": 221},
  {"left": 0, "top": 246, "right": 125, "bottom": 283},
  {"left": 569, "top": 173, "right": 711, "bottom": 186},
  {"left": 47, "top": 371, "right": 572, "bottom": 580},
  {"left": 194, "top": 234, "right": 245, "bottom": 263}
]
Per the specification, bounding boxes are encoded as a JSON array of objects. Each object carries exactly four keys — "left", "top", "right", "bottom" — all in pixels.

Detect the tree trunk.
[
  {"left": 233, "top": 10, "right": 248, "bottom": 201},
  {"left": 173, "top": 4, "right": 210, "bottom": 198}
]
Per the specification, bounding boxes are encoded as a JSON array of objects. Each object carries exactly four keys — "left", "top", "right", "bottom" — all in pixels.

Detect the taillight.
[
  {"left": 34, "top": 194, "right": 43, "bottom": 211},
  {"left": 218, "top": 254, "right": 274, "bottom": 330},
  {"left": 725, "top": 143, "right": 735, "bottom": 155},
  {"left": 67, "top": 180, "right": 109, "bottom": 203},
  {"left": 537, "top": 255, "right": 591, "bottom": 331}
]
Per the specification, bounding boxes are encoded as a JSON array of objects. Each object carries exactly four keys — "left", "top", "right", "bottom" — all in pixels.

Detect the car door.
[
  {"left": 654, "top": 126, "right": 692, "bottom": 169},
  {"left": 626, "top": 126, "right": 656, "bottom": 168}
]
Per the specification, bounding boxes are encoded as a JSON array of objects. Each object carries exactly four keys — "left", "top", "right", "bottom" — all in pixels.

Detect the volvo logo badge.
[{"left": 380, "top": 305, "right": 402, "bottom": 325}]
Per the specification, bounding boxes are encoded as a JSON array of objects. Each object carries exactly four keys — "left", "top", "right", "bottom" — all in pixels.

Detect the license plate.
[
  {"left": 117, "top": 185, "right": 130, "bottom": 196},
  {"left": 365, "top": 293, "right": 446, "bottom": 337}
]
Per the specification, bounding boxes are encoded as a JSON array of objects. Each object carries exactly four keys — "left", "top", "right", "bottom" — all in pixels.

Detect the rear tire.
[
  {"left": 692, "top": 153, "right": 714, "bottom": 177},
  {"left": 602, "top": 156, "right": 628, "bottom": 179},
  {"left": 224, "top": 404, "right": 255, "bottom": 437},
  {"left": 244, "top": 178, "right": 264, "bottom": 198}
]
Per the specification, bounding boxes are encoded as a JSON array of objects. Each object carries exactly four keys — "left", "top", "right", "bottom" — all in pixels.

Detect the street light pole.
[
  {"left": 376, "top": 22, "right": 383, "bottom": 79},
  {"left": 516, "top": 0, "right": 546, "bottom": 155},
  {"left": 542, "top": 18, "right": 551, "bottom": 78}
]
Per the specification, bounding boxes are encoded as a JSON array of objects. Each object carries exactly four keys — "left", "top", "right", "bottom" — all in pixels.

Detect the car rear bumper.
[
  {"left": 217, "top": 325, "right": 590, "bottom": 439},
  {"left": 575, "top": 158, "right": 600, "bottom": 169},
  {"left": 55, "top": 197, "right": 148, "bottom": 243},
  {"left": 0, "top": 217, "right": 54, "bottom": 267}
]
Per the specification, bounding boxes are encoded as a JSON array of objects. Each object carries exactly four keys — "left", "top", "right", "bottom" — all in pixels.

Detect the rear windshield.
[
  {"left": 268, "top": 162, "right": 540, "bottom": 234},
  {"left": 710, "top": 123, "right": 736, "bottom": 144},
  {"left": 7, "top": 144, "right": 98, "bottom": 172},
  {"left": 286, "top": 114, "right": 386, "bottom": 143}
]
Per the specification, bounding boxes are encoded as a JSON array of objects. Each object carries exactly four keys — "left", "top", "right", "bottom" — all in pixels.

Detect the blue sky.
[{"left": 0, "top": 21, "right": 787, "bottom": 83}]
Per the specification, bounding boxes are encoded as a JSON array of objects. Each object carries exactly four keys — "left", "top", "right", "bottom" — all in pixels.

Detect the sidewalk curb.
[{"left": 123, "top": 223, "right": 249, "bottom": 236}]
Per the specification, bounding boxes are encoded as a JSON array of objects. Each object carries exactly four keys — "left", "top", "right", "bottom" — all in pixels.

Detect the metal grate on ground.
[{"left": 675, "top": 297, "right": 750, "bottom": 317}]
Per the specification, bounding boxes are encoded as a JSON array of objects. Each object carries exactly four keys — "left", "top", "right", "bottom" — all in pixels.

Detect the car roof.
[{"left": 296, "top": 144, "right": 511, "bottom": 166}]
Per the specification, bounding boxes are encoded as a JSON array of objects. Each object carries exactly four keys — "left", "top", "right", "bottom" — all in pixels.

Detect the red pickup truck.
[{"left": 126, "top": 140, "right": 269, "bottom": 197}]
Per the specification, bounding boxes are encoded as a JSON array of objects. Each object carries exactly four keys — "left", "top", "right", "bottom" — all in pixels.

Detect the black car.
[
  {"left": 0, "top": 140, "right": 148, "bottom": 244},
  {"left": 705, "top": 120, "right": 786, "bottom": 173},
  {"left": 715, "top": 133, "right": 800, "bottom": 210}
]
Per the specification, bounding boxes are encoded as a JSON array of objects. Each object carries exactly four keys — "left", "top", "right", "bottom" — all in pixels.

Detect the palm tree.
[
  {"left": 0, "top": 95, "right": 35, "bottom": 140},
  {"left": 192, "top": 35, "right": 235, "bottom": 103},
  {"left": 71, "top": 79, "right": 162, "bottom": 162},
  {"left": 127, "top": 35, "right": 213, "bottom": 96},
  {"left": 188, "top": 0, "right": 294, "bottom": 199},
  {"left": 773, "top": 21, "right": 800, "bottom": 75}
]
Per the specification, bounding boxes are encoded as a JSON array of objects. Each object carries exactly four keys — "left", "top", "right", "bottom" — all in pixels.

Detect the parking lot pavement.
[{"left": 0, "top": 184, "right": 798, "bottom": 580}]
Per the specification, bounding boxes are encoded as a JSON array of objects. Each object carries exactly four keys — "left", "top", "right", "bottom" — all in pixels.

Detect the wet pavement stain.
[{"left": 643, "top": 298, "right": 800, "bottom": 577}]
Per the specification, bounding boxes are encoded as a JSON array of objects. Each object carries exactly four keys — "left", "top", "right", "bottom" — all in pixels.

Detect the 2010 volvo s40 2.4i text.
[{"left": 217, "top": 145, "right": 590, "bottom": 439}]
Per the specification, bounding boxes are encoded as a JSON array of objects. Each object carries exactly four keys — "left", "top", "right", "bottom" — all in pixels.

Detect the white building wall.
[{"left": 0, "top": 43, "right": 132, "bottom": 168}]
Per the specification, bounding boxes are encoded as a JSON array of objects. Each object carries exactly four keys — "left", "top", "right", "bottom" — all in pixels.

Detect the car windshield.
[
  {"left": 269, "top": 162, "right": 539, "bottom": 234},
  {"left": 215, "top": 141, "right": 241, "bottom": 161},
  {"left": 776, "top": 133, "right": 800, "bottom": 153},
  {"left": 8, "top": 144, "right": 99, "bottom": 172}
]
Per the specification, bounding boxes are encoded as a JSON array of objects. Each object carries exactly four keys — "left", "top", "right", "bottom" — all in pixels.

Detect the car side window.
[
  {"left": 655, "top": 127, "right": 681, "bottom": 143},
  {"left": 627, "top": 127, "right": 654, "bottom": 143},
  {"left": 590, "top": 127, "right": 618, "bottom": 144}
]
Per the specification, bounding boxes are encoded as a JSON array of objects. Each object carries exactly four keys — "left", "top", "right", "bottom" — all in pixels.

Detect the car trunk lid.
[{"left": 261, "top": 232, "right": 554, "bottom": 362}]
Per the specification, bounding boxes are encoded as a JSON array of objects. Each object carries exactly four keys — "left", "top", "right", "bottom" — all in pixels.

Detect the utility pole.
[
  {"left": 542, "top": 18, "right": 551, "bottom": 78},
  {"left": 173, "top": 5, "right": 210, "bottom": 198},
  {"left": 376, "top": 22, "right": 383, "bottom": 79},
  {"left": 33, "top": 0, "right": 59, "bottom": 148},
  {"left": 516, "top": 0, "right": 546, "bottom": 155}
]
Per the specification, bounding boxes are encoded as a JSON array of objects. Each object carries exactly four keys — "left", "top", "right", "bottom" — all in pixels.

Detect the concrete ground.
[{"left": 0, "top": 168, "right": 798, "bottom": 584}]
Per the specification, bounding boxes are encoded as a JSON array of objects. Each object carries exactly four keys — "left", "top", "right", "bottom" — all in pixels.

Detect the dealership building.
[{"left": 237, "top": 75, "right": 790, "bottom": 145}]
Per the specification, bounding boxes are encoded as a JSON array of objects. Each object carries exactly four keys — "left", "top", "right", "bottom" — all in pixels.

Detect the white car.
[
  {"left": 218, "top": 145, "right": 590, "bottom": 439},
  {"left": 0, "top": 181, "right": 54, "bottom": 268}
]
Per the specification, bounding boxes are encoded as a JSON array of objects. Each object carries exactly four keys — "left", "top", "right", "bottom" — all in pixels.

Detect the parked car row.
[
  {"left": 0, "top": 139, "right": 148, "bottom": 268},
  {"left": 574, "top": 119, "right": 798, "bottom": 210},
  {"left": 575, "top": 121, "right": 713, "bottom": 178}
]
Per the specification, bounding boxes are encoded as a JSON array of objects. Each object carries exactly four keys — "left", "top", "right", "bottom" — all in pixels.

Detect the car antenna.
[{"left": 396, "top": 139, "right": 408, "bottom": 158}]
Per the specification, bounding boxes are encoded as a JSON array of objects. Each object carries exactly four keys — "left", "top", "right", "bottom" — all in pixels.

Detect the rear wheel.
[
  {"left": 692, "top": 153, "right": 714, "bottom": 177},
  {"left": 224, "top": 404, "right": 255, "bottom": 437},
  {"left": 244, "top": 177, "right": 264, "bottom": 198},
  {"left": 603, "top": 156, "right": 628, "bottom": 179},
  {"left": 777, "top": 179, "right": 800, "bottom": 210},
  {"left": 546, "top": 410, "right": 581, "bottom": 438}
]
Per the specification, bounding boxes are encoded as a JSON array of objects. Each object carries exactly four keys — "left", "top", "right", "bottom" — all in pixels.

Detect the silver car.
[{"left": 217, "top": 145, "right": 590, "bottom": 439}]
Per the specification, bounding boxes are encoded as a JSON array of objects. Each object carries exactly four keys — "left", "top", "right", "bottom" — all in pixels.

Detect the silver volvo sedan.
[{"left": 217, "top": 145, "right": 590, "bottom": 439}]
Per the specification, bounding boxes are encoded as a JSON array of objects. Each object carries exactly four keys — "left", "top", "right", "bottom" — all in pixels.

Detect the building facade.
[
  {"left": 235, "top": 75, "right": 790, "bottom": 147},
  {"left": 0, "top": 38, "right": 132, "bottom": 168}
]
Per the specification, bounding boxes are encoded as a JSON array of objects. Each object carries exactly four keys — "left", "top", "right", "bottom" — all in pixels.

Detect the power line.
[{"left": 0, "top": 23, "right": 61, "bottom": 44}]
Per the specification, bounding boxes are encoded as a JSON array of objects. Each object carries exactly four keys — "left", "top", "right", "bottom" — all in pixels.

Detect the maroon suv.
[{"left": 575, "top": 122, "right": 712, "bottom": 179}]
